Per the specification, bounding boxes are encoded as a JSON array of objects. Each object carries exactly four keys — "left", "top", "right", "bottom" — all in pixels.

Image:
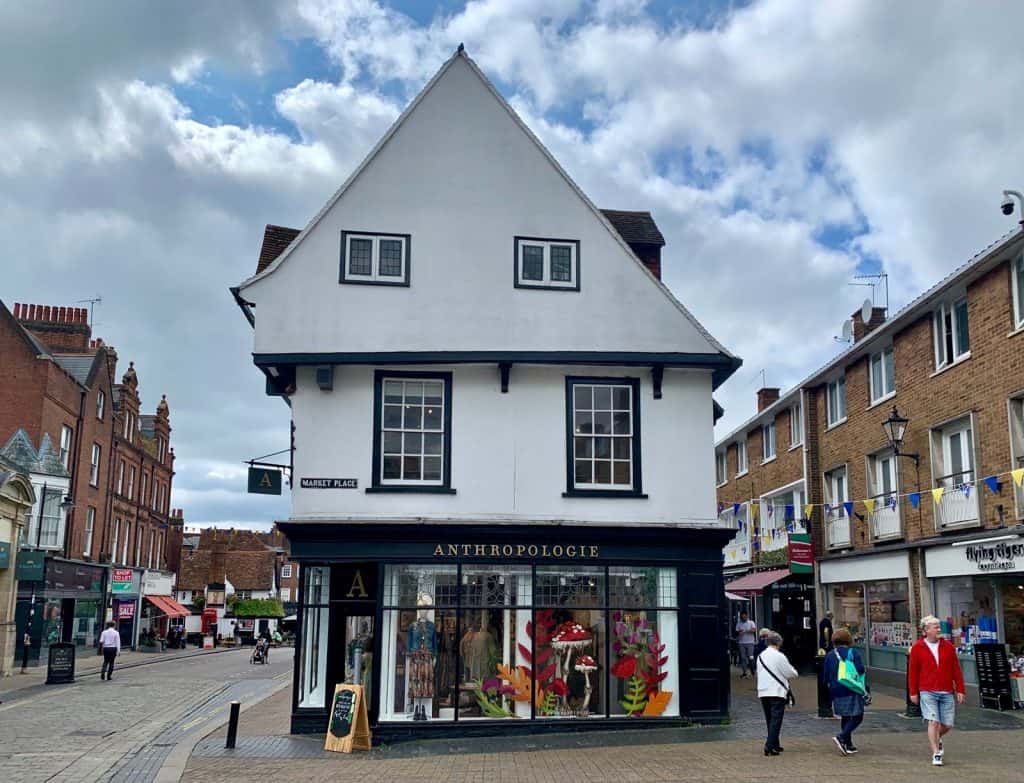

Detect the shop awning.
[
  {"left": 145, "top": 595, "right": 190, "bottom": 618},
  {"left": 724, "top": 568, "right": 791, "bottom": 596},
  {"left": 725, "top": 591, "right": 750, "bottom": 602}
]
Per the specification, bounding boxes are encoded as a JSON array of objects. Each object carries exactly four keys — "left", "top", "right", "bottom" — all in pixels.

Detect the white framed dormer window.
[
  {"left": 762, "top": 421, "right": 776, "bottom": 462},
  {"left": 340, "top": 231, "right": 411, "bottom": 286},
  {"left": 89, "top": 443, "right": 100, "bottom": 487},
  {"left": 934, "top": 297, "right": 970, "bottom": 369},
  {"left": 514, "top": 237, "right": 580, "bottom": 291},
  {"left": 827, "top": 376, "right": 847, "bottom": 426},
  {"left": 869, "top": 346, "right": 896, "bottom": 404},
  {"left": 1013, "top": 253, "right": 1024, "bottom": 330},
  {"left": 789, "top": 402, "right": 803, "bottom": 447},
  {"left": 566, "top": 376, "right": 644, "bottom": 497},
  {"left": 736, "top": 438, "right": 748, "bottom": 476},
  {"left": 371, "top": 371, "right": 453, "bottom": 492},
  {"left": 96, "top": 390, "right": 105, "bottom": 420},
  {"left": 715, "top": 450, "right": 728, "bottom": 486}
]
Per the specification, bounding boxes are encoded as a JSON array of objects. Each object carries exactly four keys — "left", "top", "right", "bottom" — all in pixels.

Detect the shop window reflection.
[{"left": 298, "top": 567, "right": 329, "bottom": 709}]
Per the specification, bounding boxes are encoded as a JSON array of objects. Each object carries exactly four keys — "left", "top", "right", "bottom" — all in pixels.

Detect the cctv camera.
[{"left": 1002, "top": 198, "right": 1015, "bottom": 216}]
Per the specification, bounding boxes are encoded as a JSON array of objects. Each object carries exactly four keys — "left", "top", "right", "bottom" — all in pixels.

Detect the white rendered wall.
[
  {"left": 290, "top": 364, "right": 717, "bottom": 527},
  {"left": 242, "top": 57, "right": 719, "bottom": 358}
]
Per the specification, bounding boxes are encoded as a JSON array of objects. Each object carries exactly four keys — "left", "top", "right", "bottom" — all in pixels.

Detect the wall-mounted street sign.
[
  {"left": 248, "top": 467, "right": 283, "bottom": 495},
  {"left": 15, "top": 549, "right": 45, "bottom": 581},
  {"left": 300, "top": 478, "right": 358, "bottom": 489}
]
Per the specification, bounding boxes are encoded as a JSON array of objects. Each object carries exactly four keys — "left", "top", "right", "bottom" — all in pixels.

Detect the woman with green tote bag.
[{"left": 822, "top": 628, "right": 867, "bottom": 755}]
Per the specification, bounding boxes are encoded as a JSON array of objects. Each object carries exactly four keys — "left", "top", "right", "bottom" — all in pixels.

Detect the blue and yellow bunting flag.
[
  {"left": 984, "top": 476, "right": 1000, "bottom": 494},
  {"left": 909, "top": 492, "right": 921, "bottom": 509},
  {"left": 863, "top": 498, "right": 876, "bottom": 515},
  {"left": 843, "top": 501, "right": 853, "bottom": 517}
]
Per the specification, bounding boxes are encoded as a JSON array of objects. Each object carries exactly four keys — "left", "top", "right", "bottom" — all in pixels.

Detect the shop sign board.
[
  {"left": 117, "top": 601, "right": 136, "bottom": 620},
  {"left": 788, "top": 533, "right": 813, "bottom": 574},
  {"left": 46, "top": 642, "right": 75, "bottom": 685},
  {"left": 15, "top": 548, "right": 45, "bottom": 581},
  {"left": 248, "top": 467, "right": 282, "bottom": 495},
  {"left": 325, "top": 684, "right": 371, "bottom": 753},
  {"left": 143, "top": 571, "right": 173, "bottom": 596},
  {"left": 111, "top": 568, "right": 134, "bottom": 593},
  {"left": 300, "top": 477, "right": 358, "bottom": 489},
  {"left": 924, "top": 536, "right": 1024, "bottom": 578}
]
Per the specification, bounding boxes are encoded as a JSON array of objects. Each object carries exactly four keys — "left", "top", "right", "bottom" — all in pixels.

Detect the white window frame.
[
  {"left": 60, "top": 425, "right": 73, "bottom": 469},
  {"left": 83, "top": 506, "right": 95, "bottom": 556},
  {"left": 735, "top": 438, "right": 748, "bottom": 476},
  {"left": 148, "top": 530, "right": 154, "bottom": 569},
  {"left": 135, "top": 527, "right": 142, "bottom": 566},
  {"left": 866, "top": 448, "right": 902, "bottom": 540},
  {"left": 869, "top": 346, "right": 896, "bottom": 404},
  {"left": 762, "top": 421, "right": 776, "bottom": 462},
  {"left": 111, "top": 519, "right": 120, "bottom": 563},
  {"left": 827, "top": 376, "right": 847, "bottom": 426},
  {"left": 1013, "top": 253, "right": 1024, "bottom": 330},
  {"left": 90, "top": 443, "right": 101, "bottom": 487},
  {"left": 96, "top": 390, "right": 105, "bottom": 420},
  {"left": 789, "top": 402, "right": 803, "bottom": 447},
  {"left": 929, "top": 413, "right": 979, "bottom": 529},
  {"left": 758, "top": 480, "right": 805, "bottom": 551},
  {"left": 340, "top": 231, "right": 410, "bottom": 284},
  {"left": 715, "top": 450, "right": 728, "bottom": 486},
  {"left": 281, "top": 564, "right": 293, "bottom": 579},
  {"left": 569, "top": 379, "right": 639, "bottom": 492},
  {"left": 933, "top": 297, "right": 970, "bottom": 369},
  {"left": 117, "top": 460, "right": 125, "bottom": 495},
  {"left": 514, "top": 237, "right": 580, "bottom": 290},
  {"left": 1009, "top": 393, "right": 1024, "bottom": 519},
  {"left": 823, "top": 465, "right": 849, "bottom": 548},
  {"left": 122, "top": 521, "right": 131, "bottom": 565},
  {"left": 127, "top": 465, "right": 135, "bottom": 500}
]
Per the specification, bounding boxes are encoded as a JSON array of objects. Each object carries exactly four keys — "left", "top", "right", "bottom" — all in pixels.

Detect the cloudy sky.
[{"left": 4, "top": 1, "right": 1023, "bottom": 529}]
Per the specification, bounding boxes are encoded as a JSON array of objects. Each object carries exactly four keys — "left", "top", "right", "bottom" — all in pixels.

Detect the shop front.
[
  {"left": 724, "top": 568, "right": 817, "bottom": 669},
  {"left": 924, "top": 532, "right": 1024, "bottom": 686},
  {"left": 819, "top": 551, "right": 914, "bottom": 678},
  {"left": 281, "top": 522, "right": 733, "bottom": 740},
  {"left": 110, "top": 567, "right": 142, "bottom": 650}
]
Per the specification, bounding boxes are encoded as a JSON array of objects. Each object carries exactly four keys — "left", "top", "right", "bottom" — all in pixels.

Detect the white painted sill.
[
  {"left": 716, "top": 480, "right": 728, "bottom": 489},
  {"left": 1008, "top": 323, "right": 1024, "bottom": 339},
  {"left": 788, "top": 443, "right": 804, "bottom": 452},
  {"left": 824, "top": 417, "right": 848, "bottom": 433},
  {"left": 929, "top": 351, "right": 971, "bottom": 379},
  {"left": 735, "top": 470, "right": 749, "bottom": 479},
  {"left": 867, "top": 391, "right": 896, "bottom": 411},
  {"left": 761, "top": 456, "right": 777, "bottom": 466}
]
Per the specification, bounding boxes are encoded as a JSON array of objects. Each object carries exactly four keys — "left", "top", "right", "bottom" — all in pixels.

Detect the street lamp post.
[{"left": 881, "top": 405, "right": 922, "bottom": 718}]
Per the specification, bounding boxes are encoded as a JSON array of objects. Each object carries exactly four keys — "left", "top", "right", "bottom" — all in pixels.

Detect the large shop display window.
[
  {"left": 1002, "top": 581, "right": 1024, "bottom": 652},
  {"left": 830, "top": 583, "right": 866, "bottom": 652},
  {"left": 299, "top": 567, "right": 330, "bottom": 708},
  {"left": 379, "top": 564, "right": 679, "bottom": 722},
  {"left": 934, "top": 576, "right": 997, "bottom": 655}
]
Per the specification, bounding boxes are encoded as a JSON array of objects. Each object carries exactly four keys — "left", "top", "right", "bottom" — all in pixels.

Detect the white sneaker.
[{"left": 932, "top": 753, "right": 943, "bottom": 766}]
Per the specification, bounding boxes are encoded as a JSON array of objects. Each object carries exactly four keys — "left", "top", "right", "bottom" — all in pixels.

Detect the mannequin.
[
  {"left": 407, "top": 593, "right": 437, "bottom": 721},
  {"left": 460, "top": 609, "right": 498, "bottom": 682}
]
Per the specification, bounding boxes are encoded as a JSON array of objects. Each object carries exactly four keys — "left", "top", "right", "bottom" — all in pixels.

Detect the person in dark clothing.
[
  {"left": 823, "top": 628, "right": 867, "bottom": 754},
  {"left": 819, "top": 611, "right": 834, "bottom": 651},
  {"left": 99, "top": 621, "right": 121, "bottom": 681}
]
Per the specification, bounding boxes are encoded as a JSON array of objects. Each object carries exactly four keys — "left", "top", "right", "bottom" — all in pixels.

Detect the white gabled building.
[{"left": 233, "top": 48, "right": 740, "bottom": 739}]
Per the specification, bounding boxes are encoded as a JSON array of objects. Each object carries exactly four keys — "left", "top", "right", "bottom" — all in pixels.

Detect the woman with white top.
[{"left": 756, "top": 630, "right": 799, "bottom": 756}]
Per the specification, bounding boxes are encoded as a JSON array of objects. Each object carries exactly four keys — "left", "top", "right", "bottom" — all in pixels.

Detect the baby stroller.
[{"left": 251, "top": 638, "right": 269, "bottom": 665}]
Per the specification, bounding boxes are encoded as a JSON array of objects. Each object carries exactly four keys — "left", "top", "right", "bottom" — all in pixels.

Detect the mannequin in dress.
[
  {"left": 407, "top": 593, "right": 437, "bottom": 721},
  {"left": 460, "top": 609, "right": 498, "bottom": 682}
]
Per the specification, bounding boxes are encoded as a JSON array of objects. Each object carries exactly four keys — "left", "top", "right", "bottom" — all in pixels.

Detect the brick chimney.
[
  {"left": 13, "top": 302, "right": 91, "bottom": 352},
  {"left": 852, "top": 307, "right": 887, "bottom": 342},
  {"left": 209, "top": 539, "right": 228, "bottom": 585},
  {"left": 757, "top": 387, "right": 780, "bottom": 412}
]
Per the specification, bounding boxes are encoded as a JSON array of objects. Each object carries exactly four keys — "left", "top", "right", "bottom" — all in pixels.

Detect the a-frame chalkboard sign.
[{"left": 324, "top": 683, "right": 371, "bottom": 753}]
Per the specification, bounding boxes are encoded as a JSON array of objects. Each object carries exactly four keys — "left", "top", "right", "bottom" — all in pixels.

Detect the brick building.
[
  {"left": 716, "top": 229, "right": 1024, "bottom": 687},
  {"left": 0, "top": 300, "right": 180, "bottom": 662}
]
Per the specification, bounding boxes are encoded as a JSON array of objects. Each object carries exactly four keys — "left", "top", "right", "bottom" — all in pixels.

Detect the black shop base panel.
[{"left": 280, "top": 520, "right": 735, "bottom": 741}]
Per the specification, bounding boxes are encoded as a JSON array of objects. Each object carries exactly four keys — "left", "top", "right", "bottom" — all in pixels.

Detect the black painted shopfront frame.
[{"left": 281, "top": 522, "right": 733, "bottom": 740}]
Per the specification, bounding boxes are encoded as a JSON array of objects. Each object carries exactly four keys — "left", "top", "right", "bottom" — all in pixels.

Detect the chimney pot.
[
  {"left": 757, "top": 387, "right": 781, "bottom": 412},
  {"left": 13, "top": 303, "right": 20, "bottom": 318}
]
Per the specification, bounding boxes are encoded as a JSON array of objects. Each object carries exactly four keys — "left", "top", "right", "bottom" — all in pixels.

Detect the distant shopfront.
[
  {"left": 924, "top": 532, "right": 1024, "bottom": 686},
  {"left": 724, "top": 568, "right": 817, "bottom": 669},
  {"left": 820, "top": 551, "right": 913, "bottom": 676},
  {"left": 110, "top": 567, "right": 142, "bottom": 649}
]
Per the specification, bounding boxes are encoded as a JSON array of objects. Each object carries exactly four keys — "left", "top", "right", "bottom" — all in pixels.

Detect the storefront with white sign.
[
  {"left": 819, "top": 551, "right": 914, "bottom": 675},
  {"left": 924, "top": 533, "right": 1024, "bottom": 685}
]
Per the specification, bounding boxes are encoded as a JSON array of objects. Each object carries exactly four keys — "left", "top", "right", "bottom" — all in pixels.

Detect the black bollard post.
[
  {"left": 903, "top": 650, "right": 921, "bottom": 718},
  {"left": 225, "top": 701, "right": 241, "bottom": 749},
  {"left": 815, "top": 653, "right": 832, "bottom": 718}
]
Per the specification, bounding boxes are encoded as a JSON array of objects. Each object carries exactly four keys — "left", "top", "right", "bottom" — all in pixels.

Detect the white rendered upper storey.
[{"left": 232, "top": 48, "right": 740, "bottom": 528}]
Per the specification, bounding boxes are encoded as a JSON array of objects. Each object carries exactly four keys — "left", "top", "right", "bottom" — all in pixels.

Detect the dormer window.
[
  {"left": 514, "top": 237, "right": 580, "bottom": 290},
  {"left": 340, "top": 231, "right": 410, "bottom": 286}
]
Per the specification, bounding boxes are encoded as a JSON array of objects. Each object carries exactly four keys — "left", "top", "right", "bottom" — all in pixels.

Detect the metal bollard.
[
  {"left": 815, "top": 653, "right": 832, "bottom": 718},
  {"left": 225, "top": 701, "right": 241, "bottom": 749},
  {"left": 904, "top": 653, "right": 921, "bottom": 718}
]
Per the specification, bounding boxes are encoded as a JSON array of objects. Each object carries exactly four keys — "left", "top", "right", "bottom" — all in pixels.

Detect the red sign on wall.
[
  {"left": 788, "top": 533, "right": 814, "bottom": 574},
  {"left": 117, "top": 602, "right": 136, "bottom": 620}
]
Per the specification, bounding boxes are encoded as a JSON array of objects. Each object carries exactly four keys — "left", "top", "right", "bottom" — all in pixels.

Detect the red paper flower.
[
  {"left": 548, "top": 678, "right": 569, "bottom": 697},
  {"left": 610, "top": 655, "right": 637, "bottom": 679}
]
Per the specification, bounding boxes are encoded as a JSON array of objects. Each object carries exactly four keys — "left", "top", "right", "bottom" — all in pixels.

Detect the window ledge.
[
  {"left": 761, "top": 456, "right": 777, "bottom": 466},
  {"left": 716, "top": 480, "right": 728, "bottom": 489},
  {"left": 929, "top": 352, "right": 971, "bottom": 379},
  {"left": 824, "top": 417, "right": 847, "bottom": 433},
  {"left": 788, "top": 443, "right": 803, "bottom": 452},
  {"left": 562, "top": 490, "right": 648, "bottom": 499},
  {"left": 1008, "top": 324, "right": 1024, "bottom": 339},
  {"left": 366, "top": 486, "right": 456, "bottom": 494},
  {"left": 735, "top": 470, "right": 749, "bottom": 479},
  {"left": 867, "top": 391, "right": 896, "bottom": 411}
]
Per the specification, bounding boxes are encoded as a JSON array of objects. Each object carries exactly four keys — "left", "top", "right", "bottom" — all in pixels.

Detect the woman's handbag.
[
  {"left": 757, "top": 655, "right": 796, "bottom": 706},
  {"left": 836, "top": 648, "right": 867, "bottom": 695}
]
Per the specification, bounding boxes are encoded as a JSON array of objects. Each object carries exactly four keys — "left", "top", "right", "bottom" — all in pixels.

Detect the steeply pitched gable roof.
[
  {"left": 53, "top": 354, "right": 96, "bottom": 385},
  {"left": 600, "top": 210, "right": 665, "bottom": 246}
]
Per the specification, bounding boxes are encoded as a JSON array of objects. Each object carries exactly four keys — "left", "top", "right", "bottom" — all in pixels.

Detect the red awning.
[
  {"left": 145, "top": 595, "right": 190, "bottom": 618},
  {"left": 724, "top": 568, "right": 791, "bottom": 596}
]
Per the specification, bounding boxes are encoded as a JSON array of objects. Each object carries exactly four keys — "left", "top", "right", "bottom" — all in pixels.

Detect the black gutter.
[{"left": 63, "top": 388, "right": 87, "bottom": 559}]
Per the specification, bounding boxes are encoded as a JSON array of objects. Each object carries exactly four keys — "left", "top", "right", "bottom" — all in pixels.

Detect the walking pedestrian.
[
  {"left": 756, "top": 630, "right": 798, "bottom": 756},
  {"left": 735, "top": 610, "right": 757, "bottom": 678},
  {"left": 99, "top": 621, "right": 121, "bottom": 681},
  {"left": 823, "top": 628, "right": 866, "bottom": 755},
  {"left": 20, "top": 630, "right": 31, "bottom": 673},
  {"left": 818, "top": 611, "right": 834, "bottom": 651},
  {"left": 908, "top": 615, "right": 965, "bottom": 766}
]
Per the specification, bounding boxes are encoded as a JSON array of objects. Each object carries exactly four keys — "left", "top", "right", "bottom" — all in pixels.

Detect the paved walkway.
[{"left": 183, "top": 670, "right": 1024, "bottom": 782}]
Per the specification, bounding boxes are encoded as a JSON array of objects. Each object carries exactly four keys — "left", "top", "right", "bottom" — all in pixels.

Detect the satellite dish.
[
  {"left": 841, "top": 319, "right": 853, "bottom": 342},
  {"left": 860, "top": 298, "right": 873, "bottom": 323}
]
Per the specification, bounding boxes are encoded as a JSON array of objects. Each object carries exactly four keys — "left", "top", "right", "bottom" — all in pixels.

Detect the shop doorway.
[{"left": 774, "top": 590, "right": 816, "bottom": 669}]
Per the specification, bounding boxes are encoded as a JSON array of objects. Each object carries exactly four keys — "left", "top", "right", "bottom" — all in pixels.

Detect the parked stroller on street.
[{"left": 251, "top": 637, "right": 269, "bottom": 665}]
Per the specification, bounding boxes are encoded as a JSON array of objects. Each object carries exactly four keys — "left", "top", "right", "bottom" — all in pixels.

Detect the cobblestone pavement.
[
  {"left": 0, "top": 647, "right": 291, "bottom": 783},
  {"left": 184, "top": 670, "right": 1024, "bottom": 783}
]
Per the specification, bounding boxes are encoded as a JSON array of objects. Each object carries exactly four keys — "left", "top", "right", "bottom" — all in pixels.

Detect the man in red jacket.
[{"left": 908, "top": 615, "right": 965, "bottom": 766}]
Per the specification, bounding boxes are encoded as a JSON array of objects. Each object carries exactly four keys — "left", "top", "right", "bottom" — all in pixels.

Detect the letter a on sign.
[{"left": 346, "top": 570, "right": 368, "bottom": 598}]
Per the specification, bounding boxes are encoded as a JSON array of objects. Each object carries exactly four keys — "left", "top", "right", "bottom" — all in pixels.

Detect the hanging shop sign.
[
  {"left": 788, "top": 533, "right": 814, "bottom": 574},
  {"left": 0, "top": 542, "right": 10, "bottom": 569},
  {"left": 111, "top": 568, "right": 134, "bottom": 594},
  {"left": 15, "top": 548, "right": 45, "bottom": 581},
  {"left": 432, "top": 543, "right": 601, "bottom": 559},
  {"left": 300, "top": 478, "right": 358, "bottom": 489},
  {"left": 248, "top": 467, "right": 283, "bottom": 495}
]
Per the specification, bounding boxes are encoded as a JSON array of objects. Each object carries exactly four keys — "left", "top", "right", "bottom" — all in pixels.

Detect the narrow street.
[{"left": 0, "top": 648, "right": 291, "bottom": 783}]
